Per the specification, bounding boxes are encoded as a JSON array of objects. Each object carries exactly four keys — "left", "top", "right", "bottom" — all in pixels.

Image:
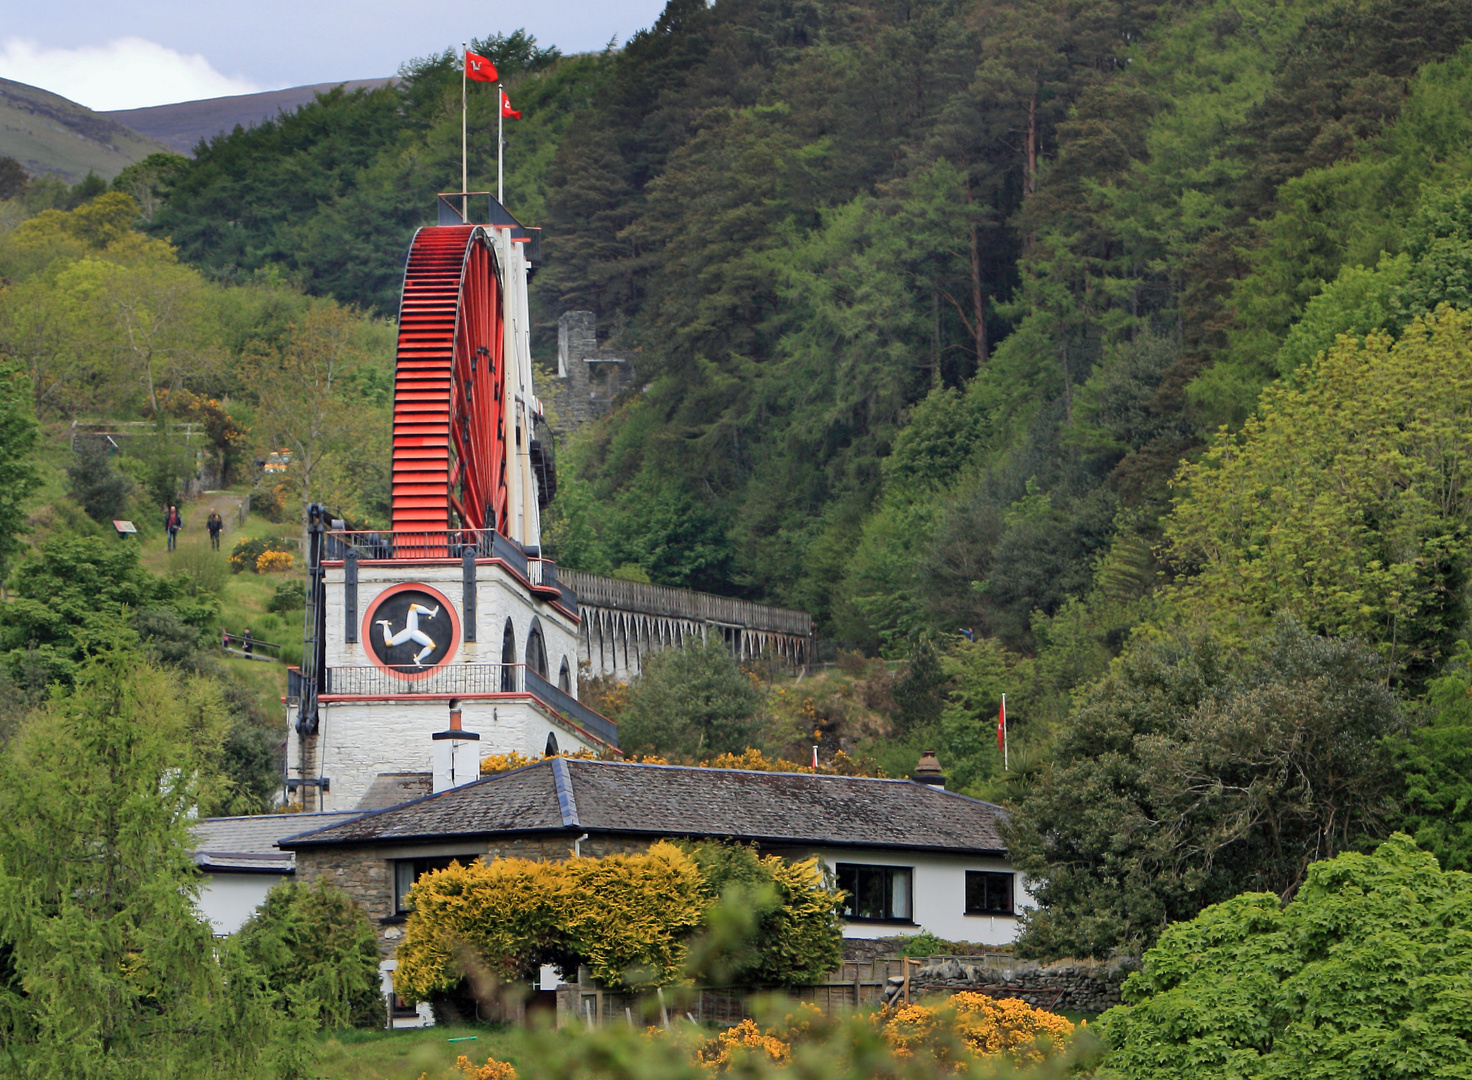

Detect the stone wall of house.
[{"left": 536, "top": 311, "right": 637, "bottom": 435}]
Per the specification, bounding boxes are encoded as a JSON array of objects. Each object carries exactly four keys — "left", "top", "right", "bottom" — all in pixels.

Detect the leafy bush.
[
  {"left": 66, "top": 435, "right": 131, "bottom": 523},
  {"left": 236, "top": 878, "right": 383, "bottom": 1028},
  {"left": 618, "top": 637, "right": 761, "bottom": 758},
  {"left": 1098, "top": 835, "right": 1472, "bottom": 1079},
  {"left": 679, "top": 841, "right": 843, "bottom": 988},
  {"left": 229, "top": 535, "right": 288, "bottom": 574},
  {"left": 267, "top": 579, "right": 306, "bottom": 613},
  {"left": 396, "top": 841, "right": 707, "bottom": 996},
  {"left": 395, "top": 840, "right": 843, "bottom": 998},
  {"left": 1009, "top": 618, "right": 1408, "bottom": 959},
  {"left": 170, "top": 544, "right": 228, "bottom": 596}
]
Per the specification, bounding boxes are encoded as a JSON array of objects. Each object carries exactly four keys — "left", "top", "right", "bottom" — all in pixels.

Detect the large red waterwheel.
[{"left": 390, "top": 225, "right": 508, "bottom": 538}]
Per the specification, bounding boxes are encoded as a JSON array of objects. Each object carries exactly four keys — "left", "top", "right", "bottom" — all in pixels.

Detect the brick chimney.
[{"left": 913, "top": 750, "right": 946, "bottom": 790}]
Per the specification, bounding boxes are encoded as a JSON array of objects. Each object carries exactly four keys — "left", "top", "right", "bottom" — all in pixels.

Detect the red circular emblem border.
[{"left": 361, "top": 581, "right": 461, "bottom": 681}]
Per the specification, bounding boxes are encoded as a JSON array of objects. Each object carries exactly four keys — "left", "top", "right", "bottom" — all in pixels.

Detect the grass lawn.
[{"left": 313, "top": 1024, "right": 524, "bottom": 1080}]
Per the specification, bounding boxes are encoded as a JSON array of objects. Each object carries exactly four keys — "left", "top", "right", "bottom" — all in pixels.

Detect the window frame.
[
  {"left": 393, "top": 855, "right": 470, "bottom": 915},
  {"left": 963, "top": 870, "right": 1015, "bottom": 916},
  {"left": 835, "top": 862, "right": 916, "bottom": 924}
]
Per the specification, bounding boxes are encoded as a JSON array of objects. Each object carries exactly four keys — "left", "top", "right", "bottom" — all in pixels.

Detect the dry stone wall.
[{"left": 880, "top": 956, "right": 1135, "bottom": 1014}]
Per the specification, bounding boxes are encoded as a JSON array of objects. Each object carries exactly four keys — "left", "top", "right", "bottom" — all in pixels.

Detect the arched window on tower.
[
  {"left": 501, "top": 619, "right": 516, "bottom": 692},
  {"left": 544, "top": 731, "right": 559, "bottom": 757},
  {"left": 526, "top": 618, "right": 548, "bottom": 679},
  {"left": 558, "top": 657, "right": 571, "bottom": 694}
]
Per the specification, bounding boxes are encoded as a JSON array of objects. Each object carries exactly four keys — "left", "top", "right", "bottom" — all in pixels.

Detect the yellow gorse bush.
[
  {"left": 883, "top": 992, "right": 1075, "bottom": 1065},
  {"left": 255, "top": 550, "right": 294, "bottom": 573},
  {"left": 456, "top": 1054, "right": 516, "bottom": 1080},
  {"left": 695, "top": 1018, "right": 792, "bottom": 1069},
  {"left": 394, "top": 841, "right": 707, "bottom": 999}
]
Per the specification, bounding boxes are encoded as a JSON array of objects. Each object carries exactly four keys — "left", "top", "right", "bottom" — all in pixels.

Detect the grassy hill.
[
  {"left": 104, "top": 79, "right": 395, "bottom": 155},
  {"left": 0, "top": 77, "right": 172, "bottom": 182}
]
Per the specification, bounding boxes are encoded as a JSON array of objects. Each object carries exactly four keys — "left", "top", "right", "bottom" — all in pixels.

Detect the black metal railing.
[
  {"left": 323, "top": 663, "right": 522, "bottom": 697},
  {"left": 322, "top": 529, "right": 578, "bottom": 612},
  {"left": 318, "top": 664, "right": 616, "bottom": 743},
  {"left": 526, "top": 668, "right": 618, "bottom": 743}
]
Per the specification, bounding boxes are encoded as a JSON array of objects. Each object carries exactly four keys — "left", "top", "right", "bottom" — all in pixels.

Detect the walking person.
[
  {"left": 206, "top": 508, "right": 223, "bottom": 550},
  {"left": 242, "top": 628, "right": 253, "bottom": 656},
  {"left": 163, "top": 505, "right": 182, "bottom": 552}
]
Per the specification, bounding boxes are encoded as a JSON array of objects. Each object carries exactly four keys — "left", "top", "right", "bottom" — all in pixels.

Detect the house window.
[
  {"left": 836, "top": 864, "right": 913, "bottom": 922},
  {"left": 394, "top": 856, "right": 467, "bottom": 914},
  {"left": 965, "top": 871, "right": 1014, "bottom": 916}
]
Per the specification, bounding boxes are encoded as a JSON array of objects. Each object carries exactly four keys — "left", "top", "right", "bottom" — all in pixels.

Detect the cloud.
[{"left": 0, "top": 37, "right": 266, "bottom": 112}]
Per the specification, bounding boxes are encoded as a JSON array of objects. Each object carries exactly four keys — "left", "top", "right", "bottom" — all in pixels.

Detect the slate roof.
[
  {"left": 192, "top": 811, "right": 364, "bottom": 872},
  {"left": 355, "top": 772, "right": 432, "bottom": 810},
  {"left": 279, "top": 760, "right": 1009, "bottom": 855}
]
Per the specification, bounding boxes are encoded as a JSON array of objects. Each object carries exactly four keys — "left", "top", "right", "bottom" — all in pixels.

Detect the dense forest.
[{"left": 6, "top": 0, "right": 1472, "bottom": 969}]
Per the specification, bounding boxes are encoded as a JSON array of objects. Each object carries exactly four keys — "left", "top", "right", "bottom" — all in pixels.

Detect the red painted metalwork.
[{"left": 390, "top": 225, "right": 508, "bottom": 537}]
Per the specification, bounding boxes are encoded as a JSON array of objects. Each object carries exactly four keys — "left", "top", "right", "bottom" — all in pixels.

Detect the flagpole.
[
  {"left": 461, "top": 41, "right": 468, "bottom": 221},
  {"left": 497, "top": 86, "right": 504, "bottom": 205},
  {"left": 1002, "top": 693, "right": 1008, "bottom": 772}
]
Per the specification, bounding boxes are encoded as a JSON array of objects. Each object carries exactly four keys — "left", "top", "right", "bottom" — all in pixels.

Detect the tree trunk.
[
  {"left": 964, "top": 176, "right": 989, "bottom": 366},
  {"left": 1026, "top": 93, "right": 1038, "bottom": 197}
]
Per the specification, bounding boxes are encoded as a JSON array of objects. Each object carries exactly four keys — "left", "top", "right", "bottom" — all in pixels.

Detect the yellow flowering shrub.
[
  {"left": 394, "top": 842, "right": 707, "bottom": 998},
  {"left": 256, "top": 550, "right": 294, "bottom": 573},
  {"left": 479, "top": 751, "right": 539, "bottom": 775},
  {"left": 883, "top": 993, "right": 1075, "bottom": 1065},
  {"left": 456, "top": 1054, "right": 516, "bottom": 1080},
  {"left": 695, "top": 1019, "right": 791, "bottom": 1069}
]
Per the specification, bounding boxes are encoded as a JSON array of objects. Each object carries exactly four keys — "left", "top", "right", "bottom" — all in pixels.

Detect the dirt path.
[{"left": 183, "top": 491, "right": 247, "bottom": 549}]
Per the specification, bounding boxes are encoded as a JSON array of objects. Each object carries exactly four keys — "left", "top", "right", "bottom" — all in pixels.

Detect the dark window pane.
[
  {"left": 837, "top": 864, "right": 914, "bottom": 921},
  {"left": 965, "top": 871, "right": 1013, "bottom": 915}
]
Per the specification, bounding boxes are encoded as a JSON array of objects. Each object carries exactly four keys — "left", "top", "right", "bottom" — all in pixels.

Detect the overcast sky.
[{"left": 0, "top": 1, "right": 670, "bottom": 112}]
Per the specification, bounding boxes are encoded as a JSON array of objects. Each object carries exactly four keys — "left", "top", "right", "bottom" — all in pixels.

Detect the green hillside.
[
  {"left": 0, "top": 77, "right": 173, "bottom": 182},
  {"left": 12, "top": 0, "right": 1472, "bottom": 968}
]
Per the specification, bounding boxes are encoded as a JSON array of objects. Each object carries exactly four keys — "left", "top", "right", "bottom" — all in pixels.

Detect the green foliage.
[
  {"left": 1009, "top": 619, "right": 1408, "bottom": 960},
  {"left": 268, "top": 579, "right": 307, "bottom": 613},
  {"left": 618, "top": 636, "right": 761, "bottom": 758},
  {"left": 679, "top": 841, "right": 844, "bottom": 988},
  {"left": 395, "top": 842, "right": 709, "bottom": 995},
  {"left": 66, "top": 437, "right": 132, "bottom": 524},
  {"left": 898, "top": 931, "right": 951, "bottom": 959},
  {"left": 237, "top": 879, "right": 383, "bottom": 1029},
  {"left": 892, "top": 636, "right": 946, "bottom": 737},
  {"left": 0, "top": 360, "right": 39, "bottom": 578},
  {"left": 0, "top": 534, "right": 215, "bottom": 687},
  {"left": 1165, "top": 306, "right": 1472, "bottom": 687},
  {"left": 1398, "top": 639, "right": 1472, "bottom": 872},
  {"left": 230, "top": 535, "right": 291, "bottom": 574},
  {"left": 1098, "top": 835, "right": 1472, "bottom": 1079},
  {"left": 0, "top": 652, "right": 280, "bottom": 1078}
]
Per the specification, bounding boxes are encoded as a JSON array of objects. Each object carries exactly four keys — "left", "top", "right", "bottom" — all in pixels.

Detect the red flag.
[
  {"left": 501, "top": 89, "right": 521, "bottom": 119},
  {"left": 465, "top": 51, "right": 498, "bottom": 82},
  {"left": 997, "top": 697, "right": 1006, "bottom": 754}
]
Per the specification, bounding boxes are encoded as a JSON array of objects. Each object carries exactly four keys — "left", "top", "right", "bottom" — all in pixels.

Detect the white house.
[{"left": 273, "top": 758, "right": 1032, "bottom": 950}]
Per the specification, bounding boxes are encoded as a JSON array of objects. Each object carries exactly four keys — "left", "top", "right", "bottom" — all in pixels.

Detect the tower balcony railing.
[
  {"left": 321, "top": 529, "right": 574, "bottom": 608},
  {"left": 315, "top": 662, "right": 617, "bottom": 744}
]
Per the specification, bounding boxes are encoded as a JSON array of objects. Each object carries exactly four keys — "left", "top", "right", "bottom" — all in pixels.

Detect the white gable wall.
[
  {"left": 196, "top": 872, "right": 280, "bottom": 935},
  {"left": 810, "top": 848, "right": 1032, "bottom": 947}
]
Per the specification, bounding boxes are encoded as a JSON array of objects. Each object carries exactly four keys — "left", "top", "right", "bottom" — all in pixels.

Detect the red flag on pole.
[
  {"left": 997, "top": 696, "right": 1006, "bottom": 754},
  {"left": 501, "top": 89, "right": 522, "bottom": 119},
  {"left": 466, "top": 51, "right": 498, "bottom": 82}
]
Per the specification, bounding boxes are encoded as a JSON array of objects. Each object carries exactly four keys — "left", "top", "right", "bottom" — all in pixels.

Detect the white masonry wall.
[
  {"left": 323, "top": 560, "right": 580, "bottom": 688},
  {"left": 294, "top": 697, "right": 603, "bottom": 813},
  {"left": 809, "top": 848, "right": 1032, "bottom": 947},
  {"left": 285, "top": 557, "right": 600, "bottom": 813},
  {"left": 196, "top": 872, "right": 280, "bottom": 935}
]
